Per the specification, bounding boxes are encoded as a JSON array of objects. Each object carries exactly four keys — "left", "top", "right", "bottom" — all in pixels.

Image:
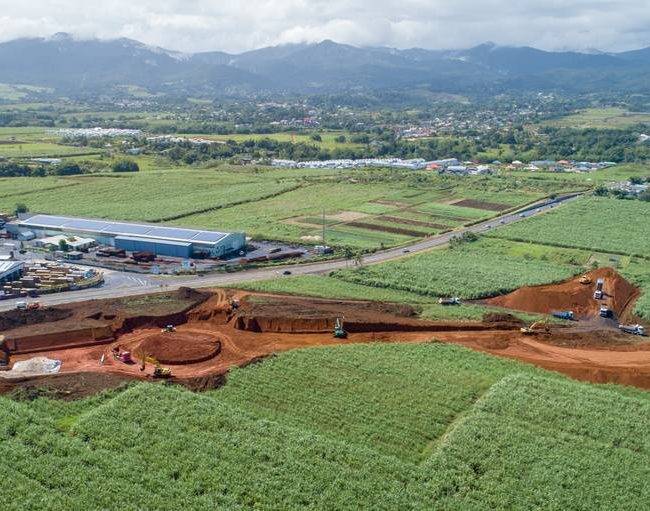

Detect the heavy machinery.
[
  {"left": 16, "top": 301, "right": 40, "bottom": 311},
  {"left": 594, "top": 278, "right": 605, "bottom": 300},
  {"left": 333, "top": 317, "right": 347, "bottom": 339},
  {"left": 552, "top": 311, "right": 574, "bottom": 320},
  {"left": 619, "top": 324, "right": 646, "bottom": 336},
  {"left": 161, "top": 324, "right": 176, "bottom": 333},
  {"left": 579, "top": 275, "right": 592, "bottom": 285},
  {"left": 599, "top": 306, "right": 612, "bottom": 318},
  {"left": 520, "top": 321, "right": 551, "bottom": 335},
  {"left": 438, "top": 297, "right": 461, "bottom": 306},
  {"left": 111, "top": 345, "right": 133, "bottom": 364},
  {"left": 137, "top": 350, "right": 172, "bottom": 378}
]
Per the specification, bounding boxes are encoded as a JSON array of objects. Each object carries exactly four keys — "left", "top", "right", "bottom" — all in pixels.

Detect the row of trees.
[{"left": 0, "top": 159, "right": 138, "bottom": 178}]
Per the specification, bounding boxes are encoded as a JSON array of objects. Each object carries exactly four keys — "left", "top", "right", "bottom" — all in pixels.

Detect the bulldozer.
[
  {"left": 579, "top": 275, "right": 592, "bottom": 285},
  {"left": 520, "top": 321, "right": 551, "bottom": 335},
  {"left": 333, "top": 317, "right": 347, "bottom": 339}
]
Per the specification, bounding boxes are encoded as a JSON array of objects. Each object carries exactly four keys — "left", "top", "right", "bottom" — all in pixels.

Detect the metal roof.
[
  {"left": 0, "top": 261, "right": 24, "bottom": 278},
  {"left": 14, "top": 215, "right": 231, "bottom": 246},
  {"left": 115, "top": 236, "right": 192, "bottom": 247}
]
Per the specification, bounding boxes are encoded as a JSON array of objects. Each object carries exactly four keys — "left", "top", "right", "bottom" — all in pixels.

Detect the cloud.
[{"left": 0, "top": 0, "right": 647, "bottom": 53}]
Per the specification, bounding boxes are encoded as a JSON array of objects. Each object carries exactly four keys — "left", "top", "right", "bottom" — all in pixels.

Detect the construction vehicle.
[
  {"left": 111, "top": 345, "right": 133, "bottom": 364},
  {"left": 137, "top": 350, "right": 172, "bottom": 378},
  {"left": 552, "top": 311, "right": 574, "bottom": 321},
  {"left": 520, "top": 321, "right": 551, "bottom": 335},
  {"left": 438, "top": 297, "right": 461, "bottom": 306},
  {"left": 16, "top": 301, "right": 40, "bottom": 311},
  {"left": 229, "top": 298, "right": 240, "bottom": 310},
  {"left": 333, "top": 317, "right": 347, "bottom": 339},
  {"left": 594, "top": 278, "right": 605, "bottom": 300},
  {"left": 161, "top": 324, "right": 176, "bottom": 333},
  {"left": 619, "top": 324, "right": 646, "bottom": 336},
  {"left": 599, "top": 306, "right": 612, "bottom": 318},
  {"left": 579, "top": 275, "right": 592, "bottom": 285}
]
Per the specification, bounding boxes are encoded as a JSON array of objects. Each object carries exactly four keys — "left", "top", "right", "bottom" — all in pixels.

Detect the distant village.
[{"left": 272, "top": 157, "right": 617, "bottom": 174}]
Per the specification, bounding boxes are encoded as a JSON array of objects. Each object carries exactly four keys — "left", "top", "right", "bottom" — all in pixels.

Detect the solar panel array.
[{"left": 20, "top": 215, "right": 230, "bottom": 246}]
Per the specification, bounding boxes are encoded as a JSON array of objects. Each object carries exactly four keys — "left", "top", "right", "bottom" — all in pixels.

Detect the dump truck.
[
  {"left": 438, "top": 297, "right": 461, "bottom": 306},
  {"left": 594, "top": 278, "right": 605, "bottom": 300},
  {"left": 520, "top": 321, "right": 551, "bottom": 335},
  {"left": 16, "top": 301, "right": 40, "bottom": 311},
  {"left": 618, "top": 324, "right": 646, "bottom": 336},
  {"left": 552, "top": 311, "right": 574, "bottom": 320},
  {"left": 333, "top": 318, "right": 347, "bottom": 339},
  {"left": 599, "top": 306, "right": 612, "bottom": 318},
  {"left": 579, "top": 275, "right": 592, "bottom": 285},
  {"left": 111, "top": 346, "right": 133, "bottom": 364}
]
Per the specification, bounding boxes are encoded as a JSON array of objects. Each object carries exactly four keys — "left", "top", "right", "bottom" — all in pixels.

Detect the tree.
[
  {"left": 112, "top": 159, "right": 140, "bottom": 173},
  {"left": 335, "top": 135, "right": 346, "bottom": 143},
  {"left": 58, "top": 239, "right": 69, "bottom": 252},
  {"left": 15, "top": 203, "right": 28, "bottom": 215},
  {"left": 310, "top": 133, "right": 322, "bottom": 142}
]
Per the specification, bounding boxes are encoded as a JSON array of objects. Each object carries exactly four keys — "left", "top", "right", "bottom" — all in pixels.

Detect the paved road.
[{"left": 0, "top": 193, "right": 581, "bottom": 311}]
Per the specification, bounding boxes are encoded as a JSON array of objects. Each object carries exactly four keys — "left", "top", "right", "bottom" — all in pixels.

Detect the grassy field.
[
  {"left": 491, "top": 196, "right": 650, "bottom": 258},
  {"left": 543, "top": 107, "right": 650, "bottom": 129},
  {"left": 333, "top": 238, "right": 582, "bottom": 299},
  {"left": 3, "top": 343, "right": 649, "bottom": 509},
  {"left": 185, "top": 130, "right": 366, "bottom": 150}
]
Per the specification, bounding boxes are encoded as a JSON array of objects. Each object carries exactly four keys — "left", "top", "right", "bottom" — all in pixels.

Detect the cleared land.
[
  {"left": 543, "top": 107, "right": 650, "bottom": 129},
  {"left": 2, "top": 343, "right": 649, "bottom": 510}
]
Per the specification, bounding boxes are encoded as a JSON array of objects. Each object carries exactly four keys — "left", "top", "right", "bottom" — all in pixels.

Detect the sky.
[{"left": 0, "top": 1, "right": 648, "bottom": 54}]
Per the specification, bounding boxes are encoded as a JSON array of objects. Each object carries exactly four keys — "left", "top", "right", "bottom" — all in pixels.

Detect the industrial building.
[
  {"left": 6, "top": 214, "right": 246, "bottom": 259},
  {"left": 0, "top": 261, "right": 24, "bottom": 285}
]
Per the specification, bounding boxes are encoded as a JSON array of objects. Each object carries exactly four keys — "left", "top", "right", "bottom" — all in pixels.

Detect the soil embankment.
[{"left": 486, "top": 267, "right": 640, "bottom": 321}]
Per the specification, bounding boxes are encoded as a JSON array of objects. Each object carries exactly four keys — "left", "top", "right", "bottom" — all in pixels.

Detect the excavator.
[
  {"left": 333, "top": 317, "right": 347, "bottom": 339},
  {"left": 520, "top": 321, "right": 551, "bottom": 335},
  {"left": 137, "top": 350, "right": 172, "bottom": 378}
]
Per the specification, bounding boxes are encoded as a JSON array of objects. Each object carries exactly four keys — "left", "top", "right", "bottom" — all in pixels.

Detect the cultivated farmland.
[
  {"left": 2, "top": 343, "right": 649, "bottom": 510},
  {"left": 491, "top": 196, "right": 650, "bottom": 257},
  {"left": 333, "top": 238, "right": 582, "bottom": 299}
]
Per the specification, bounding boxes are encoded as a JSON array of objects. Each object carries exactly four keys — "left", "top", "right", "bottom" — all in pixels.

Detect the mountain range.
[{"left": 1, "top": 33, "right": 649, "bottom": 98}]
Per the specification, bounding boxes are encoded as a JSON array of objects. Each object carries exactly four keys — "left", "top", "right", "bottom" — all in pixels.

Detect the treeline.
[{"left": 0, "top": 159, "right": 139, "bottom": 177}]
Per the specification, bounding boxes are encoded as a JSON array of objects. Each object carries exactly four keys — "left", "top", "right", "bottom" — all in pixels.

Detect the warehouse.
[
  {"left": 0, "top": 261, "right": 25, "bottom": 285},
  {"left": 6, "top": 214, "right": 246, "bottom": 259}
]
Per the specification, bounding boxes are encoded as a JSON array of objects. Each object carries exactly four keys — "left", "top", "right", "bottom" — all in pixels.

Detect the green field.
[
  {"left": 543, "top": 107, "right": 650, "bottom": 129},
  {"left": 333, "top": 238, "right": 582, "bottom": 299},
  {"left": 3, "top": 343, "right": 649, "bottom": 510},
  {"left": 491, "top": 196, "right": 650, "bottom": 257}
]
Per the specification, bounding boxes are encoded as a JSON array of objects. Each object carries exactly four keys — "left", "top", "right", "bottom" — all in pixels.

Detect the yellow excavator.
[
  {"left": 137, "top": 349, "right": 172, "bottom": 378},
  {"left": 520, "top": 321, "right": 551, "bottom": 335}
]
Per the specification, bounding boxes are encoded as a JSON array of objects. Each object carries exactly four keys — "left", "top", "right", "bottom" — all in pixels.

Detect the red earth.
[{"left": 1, "top": 269, "right": 649, "bottom": 396}]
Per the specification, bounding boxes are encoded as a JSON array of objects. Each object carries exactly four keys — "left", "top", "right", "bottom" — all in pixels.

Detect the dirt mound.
[
  {"left": 486, "top": 268, "right": 639, "bottom": 320},
  {"left": 136, "top": 331, "right": 222, "bottom": 365},
  {"left": 0, "top": 307, "right": 72, "bottom": 331},
  {"left": 482, "top": 312, "right": 525, "bottom": 327}
]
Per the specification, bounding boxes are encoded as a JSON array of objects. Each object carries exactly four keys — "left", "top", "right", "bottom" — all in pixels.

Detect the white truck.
[{"left": 618, "top": 324, "right": 646, "bottom": 336}]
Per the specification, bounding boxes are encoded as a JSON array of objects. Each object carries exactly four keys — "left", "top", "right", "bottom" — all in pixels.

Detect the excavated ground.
[
  {"left": 1, "top": 271, "right": 649, "bottom": 397},
  {"left": 486, "top": 267, "right": 640, "bottom": 321}
]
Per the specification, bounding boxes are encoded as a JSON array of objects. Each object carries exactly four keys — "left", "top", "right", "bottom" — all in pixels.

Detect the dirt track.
[{"left": 1, "top": 269, "right": 649, "bottom": 396}]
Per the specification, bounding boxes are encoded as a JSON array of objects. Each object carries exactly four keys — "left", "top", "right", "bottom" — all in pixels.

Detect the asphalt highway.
[{"left": 0, "top": 193, "right": 581, "bottom": 311}]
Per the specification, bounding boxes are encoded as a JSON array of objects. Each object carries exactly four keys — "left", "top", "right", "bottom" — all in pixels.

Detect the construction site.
[{"left": 0, "top": 267, "right": 648, "bottom": 397}]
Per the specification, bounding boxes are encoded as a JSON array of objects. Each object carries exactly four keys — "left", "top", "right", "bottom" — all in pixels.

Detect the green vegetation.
[
  {"left": 491, "top": 196, "right": 650, "bottom": 257},
  {"left": 543, "top": 107, "right": 650, "bottom": 129},
  {"left": 333, "top": 238, "right": 581, "bottom": 299},
  {"left": 3, "top": 343, "right": 649, "bottom": 510}
]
